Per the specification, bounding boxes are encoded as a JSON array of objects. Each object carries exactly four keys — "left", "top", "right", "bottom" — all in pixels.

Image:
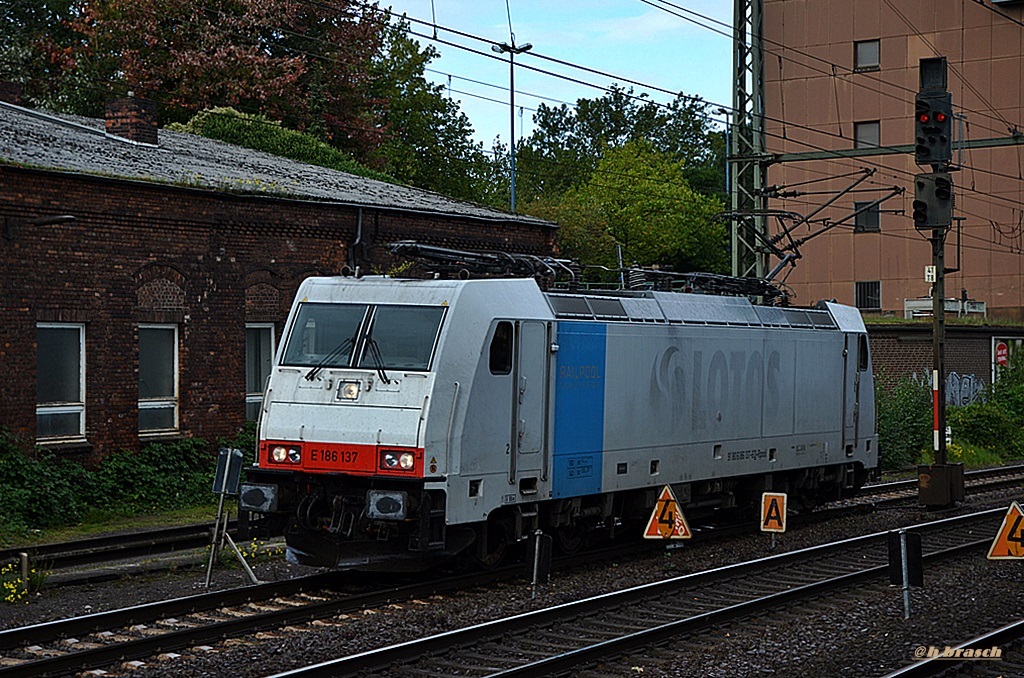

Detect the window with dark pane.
[
  {"left": 855, "top": 281, "right": 881, "bottom": 311},
  {"left": 139, "top": 325, "right": 178, "bottom": 432},
  {"left": 854, "top": 201, "right": 881, "bottom": 232},
  {"left": 489, "top": 321, "right": 513, "bottom": 375},
  {"left": 246, "top": 324, "right": 275, "bottom": 421},
  {"left": 36, "top": 324, "right": 85, "bottom": 439}
]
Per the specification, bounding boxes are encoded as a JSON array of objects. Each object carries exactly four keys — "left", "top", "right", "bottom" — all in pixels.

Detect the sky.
[{"left": 378, "top": 1, "right": 734, "bottom": 147}]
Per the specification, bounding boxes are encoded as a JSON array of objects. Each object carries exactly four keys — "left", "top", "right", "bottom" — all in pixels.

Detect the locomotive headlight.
[
  {"left": 380, "top": 450, "right": 416, "bottom": 471},
  {"left": 270, "top": 445, "right": 301, "bottom": 464},
  {"left": 338, "top": 380, "right": 360, "bottom": 400}
]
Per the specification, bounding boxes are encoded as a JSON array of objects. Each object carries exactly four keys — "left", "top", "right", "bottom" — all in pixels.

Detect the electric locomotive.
[{"left": 240, "top": 266, "right": 877, "bottom": 570}]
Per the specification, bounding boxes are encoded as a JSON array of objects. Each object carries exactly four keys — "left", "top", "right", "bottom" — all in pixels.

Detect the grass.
[
  {"left": 862, "top": 314, "right": 1024, "bottom": 328},
  {"left": 9, "top": 504, "right": 220, "bottom": 547}
]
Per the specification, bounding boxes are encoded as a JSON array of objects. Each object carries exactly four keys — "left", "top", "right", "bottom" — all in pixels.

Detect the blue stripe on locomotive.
[{"left": 552, "top": 321, "right": 606, "bottom": 498}]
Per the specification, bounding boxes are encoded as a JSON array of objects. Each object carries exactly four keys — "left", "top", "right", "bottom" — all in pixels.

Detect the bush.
[
  {"left": 0, "top": 429, "right": 91, "bottom": 537},
  {"left": 876, "top": 376, "right": 932, "bottom": 470},
  {"left": 91, "top": 438, "right": 218, "bottom": 514},
  {"left": 987, "top": 349, "right": 1024, "bottom": 422},
  {"left": 218, "top": 420, "right": 258, "bottom": 466},
  {"left": 920, "top": 441, "right": 1007, "bottom": 468},
  {"left": 947, "top": 401, "right": 1022, "bottom": 460},
  {"left": 0, "top": 424, "right": 258, "bottom": 543},
  {"left": 168, "top": 108, "right": 395, "bottom": 184}
]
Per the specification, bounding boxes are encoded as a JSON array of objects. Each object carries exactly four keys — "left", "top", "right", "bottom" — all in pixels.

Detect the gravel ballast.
[{"left": 1, "top": 493, "right": 1021, "bottom": 677}]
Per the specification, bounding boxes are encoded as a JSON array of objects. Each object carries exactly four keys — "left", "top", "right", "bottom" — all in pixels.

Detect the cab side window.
[{"left": 489, "top": 321, "right": 513, "bottom": 375}]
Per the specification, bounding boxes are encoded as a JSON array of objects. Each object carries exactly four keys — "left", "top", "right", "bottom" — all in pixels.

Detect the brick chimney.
[
  {"left": 105, "top": 94, "right": 158, "bottom": 144},
  {"left": 0, "top": 82, "right": 23, "bottom": 106}
]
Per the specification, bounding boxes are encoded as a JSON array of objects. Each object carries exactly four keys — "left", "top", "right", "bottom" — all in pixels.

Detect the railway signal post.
[
  {"left": 760, "top": 492, "right": 787, "bottom": 550},
  {"left": 913, "top": 57, "right": 965, "bottom": 508},
  {"left": 205, "top": 448, "right": 260, "bottom": 587}
]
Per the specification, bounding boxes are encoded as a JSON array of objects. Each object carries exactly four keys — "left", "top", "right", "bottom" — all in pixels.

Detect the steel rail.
[
  {"left": 860, "top": 463, "right": 1024, "bottom": 497},
  {"left": 0, "top": 570, "right": 494, "bottom": 677},
  {"left": 495, "top": 538, "right": 991, "bottom": 677},
  {"left": 883, "top": 617, "right": 1024, "bottom": 677},
  {"left": 0, "top": 521, "right": 238, "bottom": 571},
  {"left": 0, "top": 540, "right": 650, "bottom": 676},
  {"left": 271, "top": 509, "right": 1004, "bottom": 677},
  {"left": 0, "top": 572, "right": 338, "bottom": 650}
]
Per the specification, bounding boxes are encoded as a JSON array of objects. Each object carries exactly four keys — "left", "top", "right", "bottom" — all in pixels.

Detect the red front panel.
[
  {"left": 305, "top": 442, "right": 378, "bottom": 472},
  {"left": 260, "top": 440, "right": 424, "bottom": 477}
]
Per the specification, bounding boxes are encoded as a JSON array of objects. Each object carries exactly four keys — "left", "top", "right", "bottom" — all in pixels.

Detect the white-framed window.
[
  {"left": 36, "top": 323, "right": 85, "bottom": 439},
  {"left": 854, "top": 121, "right": 880, "bottom": 148},
  {"left": 246, "top": 323, "right": 276, "bottom": 421},
  {"left": 139, "top": 324, "right": 178, "bottom": 433},
  {"left": 854, "top": 40, "right": 880, "bottom": 71}
]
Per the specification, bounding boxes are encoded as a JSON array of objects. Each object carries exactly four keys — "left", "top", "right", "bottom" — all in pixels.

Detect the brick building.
[
  {"left": 867, "top": 324, "right": 1024, "bottom": 404},
  {"left": 762, "top": 0, "right": 1024, "bottom": 319},
  {"left": 0, "top": 98, "right": 555, "bottom": 463}
]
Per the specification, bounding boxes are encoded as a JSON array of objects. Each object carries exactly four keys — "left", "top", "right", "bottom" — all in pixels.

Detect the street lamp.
[{"left": 492, "top": 40, "right": 532, "bottom": 213}]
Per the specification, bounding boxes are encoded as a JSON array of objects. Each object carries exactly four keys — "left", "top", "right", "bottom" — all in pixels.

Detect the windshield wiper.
[
  {"left": 304, "top": 337, "right": 353, "bottom": 381},
  {"left": 364, "top": 337, "right": 392, "bottom": 384}
]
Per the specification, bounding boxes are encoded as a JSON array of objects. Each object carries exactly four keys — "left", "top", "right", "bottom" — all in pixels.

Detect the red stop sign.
[{"left": 996, "top": 342, "right": 1009, "bottom": 366}]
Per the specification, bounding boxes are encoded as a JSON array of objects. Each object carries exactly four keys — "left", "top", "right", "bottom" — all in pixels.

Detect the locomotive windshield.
[
  {"left": 281, "top": 302, "right": 445, "bottom": 371},
  {"left": 356, "top": 305, "right": 445, "bottom": 371}
]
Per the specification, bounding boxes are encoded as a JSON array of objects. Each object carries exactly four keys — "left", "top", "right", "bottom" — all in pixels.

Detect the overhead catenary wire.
[
  {"left": 644, "top": 0, "right": 1015, "bottom": 139},
  {"left": 11, "top": 0, "right": 1024, "bottom": 256}
]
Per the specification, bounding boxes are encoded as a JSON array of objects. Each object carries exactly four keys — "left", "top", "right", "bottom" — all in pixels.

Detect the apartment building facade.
[{"left": 762, "top": 0, "right": 1024, "bottom": 319}]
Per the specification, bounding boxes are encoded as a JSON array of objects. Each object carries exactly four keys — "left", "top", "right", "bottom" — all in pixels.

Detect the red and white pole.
[{"left": 933, "top": 369, "right": 940, "bottom": 452}]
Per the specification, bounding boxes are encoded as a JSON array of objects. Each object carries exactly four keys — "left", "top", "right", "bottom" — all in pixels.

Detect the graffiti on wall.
[{"left": 909, "top": 370, "right": 986, "bottom": 406}]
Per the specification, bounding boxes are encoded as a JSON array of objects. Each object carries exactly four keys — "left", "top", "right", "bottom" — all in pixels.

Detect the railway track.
[
  {"left": 0, "top": 466, "right": 1017, "bottom": 675},
  {"left": 268, "top": 508, "right": 1008, "bottom": 677},
  {"left": 4, "top": 463, "right": 1020, "bottom": 588},
  {"left": 883, "top": 617, "right": 1024, "bottom": 677},
  {"left": 0, "top": 542, "right": 649, "bottom": 676},
  {"left": 1, "top": 485, "right": 1020, "bottom": 675},
  {"left": 860, "top": 463, "right": 1024, "bottom": 500},
  {"left": 0, "top": 521, "right": 243, "bottom": 583}
]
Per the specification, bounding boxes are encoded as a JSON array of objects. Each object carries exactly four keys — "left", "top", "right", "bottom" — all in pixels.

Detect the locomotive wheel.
[
  {"left": 554, "top": 523, "right": 585, "bottom": 554},
  {"left": 474, "top": 518, "right": 508, "bottom": 568}
]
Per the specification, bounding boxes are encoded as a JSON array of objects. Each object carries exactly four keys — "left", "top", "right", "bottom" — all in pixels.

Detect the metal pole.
[
  {"left": 18, "top": 553, "right": 28, "bottom": 595},
  {"left": 900, "top": 529, "right": 911, "bottom": 619},
  {"left": 224, "top": 531, "right": 261, "bottom": 585},
  {"left": 531, "top": 529, "right": 541, "bottom": 599},
  {"left": 932, "top": 228, "right": 947, "bottom": 466},
  {"left": 509, "top": 52, "right": 517, "bottom": 213},
  {"left": 204, "top": 492, "right": 226, "bottom": 588}
]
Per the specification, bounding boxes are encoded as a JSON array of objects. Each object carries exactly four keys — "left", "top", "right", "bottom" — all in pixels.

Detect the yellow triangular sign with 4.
[
  {"left": 987, "top": 501, "right": 1024, "bottom": 560},
  {"left": 644, "top": 485, "right": 691, "bottom": 539}
]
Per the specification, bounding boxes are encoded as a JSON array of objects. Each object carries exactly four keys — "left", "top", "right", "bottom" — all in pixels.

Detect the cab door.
[
  {"left": 841, "top": 333, "right": 860, "bottom": 449},
  {"left": 509, "top": 320, "right": 550, "bottom": 489}
]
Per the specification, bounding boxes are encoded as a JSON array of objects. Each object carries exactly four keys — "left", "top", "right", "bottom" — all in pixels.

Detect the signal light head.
[
  {"left": 935, "top": 112, "right": 947, "bottom": 123},
  {"left": 918, "top": 113, "right": 930, "bottom": 124}
]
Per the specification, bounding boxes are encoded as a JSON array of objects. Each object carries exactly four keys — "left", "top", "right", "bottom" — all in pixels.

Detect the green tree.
[
  {"left": 516, "top": 85, "right": 725, "bottom": 204},
  {"left": 367, "top": 16, "right": 498, "bottom": 204},
  {"left": 0, "top": 0, "right": 111, "bottom": 114},
  {"left": 528, "top": 141, "right": 726, "bottom": 273},
  {"left": 7, "top": 0, "right": 387, "bottom": 157}
]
